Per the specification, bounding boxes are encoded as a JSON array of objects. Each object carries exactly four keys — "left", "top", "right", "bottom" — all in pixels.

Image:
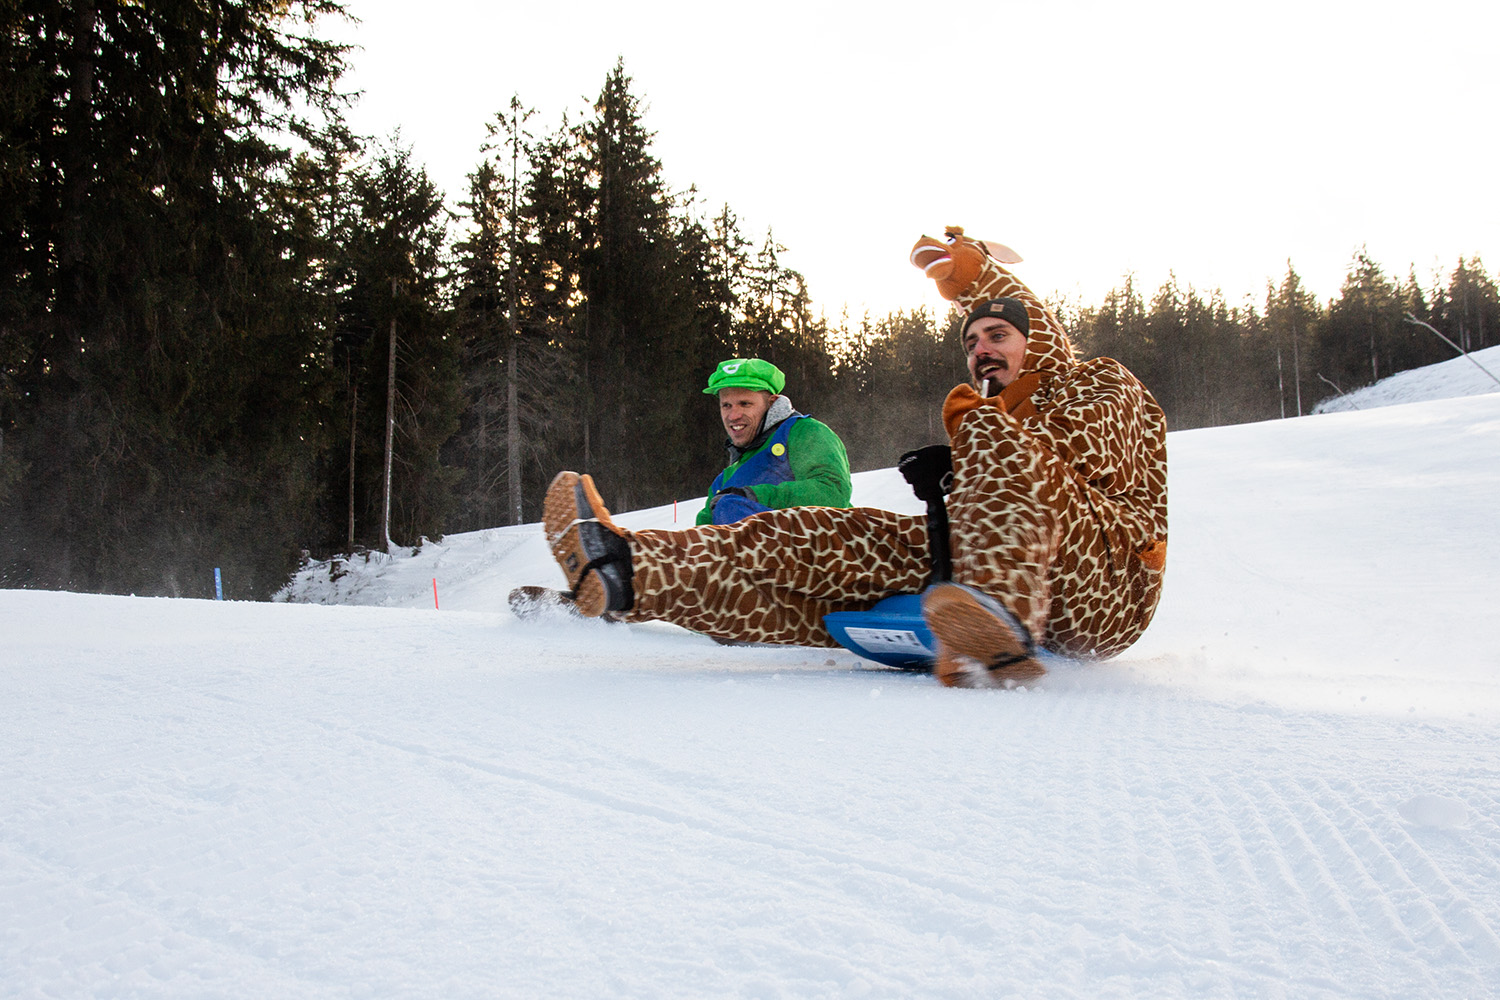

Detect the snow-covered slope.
[
  {"left": 4, "top": 363, "right": 1498, "bottom": 998},
  {"left": 1314, "top": 342, "right": 1500, "bottom": 412}
]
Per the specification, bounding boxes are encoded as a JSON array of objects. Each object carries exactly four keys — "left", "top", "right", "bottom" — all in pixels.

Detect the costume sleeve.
[
  {"left": 695, "top": 467, "right": 730, "bottom": 525},
  {"left": 751, "top": 418, "right": 853, "bottom": 510},
  {"left": 1022, "top": 359, "right": 1150, "bottom": 497}
]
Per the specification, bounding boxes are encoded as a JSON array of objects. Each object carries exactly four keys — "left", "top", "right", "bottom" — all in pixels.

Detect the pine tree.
[
  {"left": 823, "top": 309, "right": 961, "bottom": 470},
  {"left": 448, "top": 96, "right": 579, "bottom": 529},
  {"left": 1073, "top": 275, "right": 1148, "bottom": 367},
  {"left": 1264, "top": 262, "right": 1321, "bottom": 417},
  {"left": 449, "top": 158, "right": 511, "bottom": 530},
  {"left": 496, "top": 97, "right": 532, "bottom": 527},
  {"left": 498, "top": 124, "right": 588, "bottom": 519},
  {"left": 1441, "top": 256, "right": 1498, "bottom": 355},
  {"left": 704, "top": 202, "right": 751, "bottom": 354},
  {"left": 1318, "top": 249, "right": 1403, "bottom": 400},
  {"left": 568, "top": 60, "right": 710, "bottom": 510},
  {"left": 337, "top": 136, "right": 461, "bottom": 551},
  {"left": 669, "top": 194, "right": 742, "bottom": 489},
  {"left": 0, "top": 0, "right": 353, "bottom": 596}
]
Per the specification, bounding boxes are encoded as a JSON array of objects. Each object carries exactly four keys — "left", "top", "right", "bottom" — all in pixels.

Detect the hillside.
[{"left": 4, "top": 354, "right": 1498, "bottom": 998}]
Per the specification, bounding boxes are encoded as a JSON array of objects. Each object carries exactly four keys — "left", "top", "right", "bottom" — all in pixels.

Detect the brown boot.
[
  {"left": 542, "top": 471, "right": 633, "bottom": 617},
  {"left": 921, "top": 583, "right": 1044, "bottom": 688}
]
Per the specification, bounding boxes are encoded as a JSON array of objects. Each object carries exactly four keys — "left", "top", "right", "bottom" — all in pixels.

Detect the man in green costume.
[{"left": 696, "top": 358, "right": 852, "bottom": 525}]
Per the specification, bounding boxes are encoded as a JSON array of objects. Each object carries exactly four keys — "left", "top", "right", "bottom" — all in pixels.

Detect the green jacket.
[{"left": 696, "top": 397, "right": 852, "bottom": 525}]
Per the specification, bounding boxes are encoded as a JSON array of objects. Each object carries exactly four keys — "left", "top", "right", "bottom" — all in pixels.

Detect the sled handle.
[{"left": 926, "top": 495, "right": 952, "bottom": 586}]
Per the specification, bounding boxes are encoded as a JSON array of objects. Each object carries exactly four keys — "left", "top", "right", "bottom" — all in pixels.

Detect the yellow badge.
[{"left": 771, "top": 443, "right": 786, "bottom": 457}]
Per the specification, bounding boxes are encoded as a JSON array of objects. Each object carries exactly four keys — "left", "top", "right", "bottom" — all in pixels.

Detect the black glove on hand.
[
  {"left": 898, "top": 445, "right": 953, "bottom": 502},
  {"left": 709, "top": 486, "right": 757, "bottom": 511}
]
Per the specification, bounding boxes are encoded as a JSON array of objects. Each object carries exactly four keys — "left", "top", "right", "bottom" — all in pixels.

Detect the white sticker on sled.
[{"left": 843, "top": 627, "right": 930, "bottom": 655}]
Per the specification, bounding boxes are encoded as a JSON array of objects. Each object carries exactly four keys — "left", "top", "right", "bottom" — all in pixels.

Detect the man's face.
[
  {"left": 965, "top": 317, "right": 1028, "bottom": 391},
  {"left": 719, "top": 387, "right": 773, "bottom": 447}
]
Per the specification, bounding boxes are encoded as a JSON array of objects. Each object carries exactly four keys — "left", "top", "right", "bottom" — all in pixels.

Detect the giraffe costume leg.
[{"left": 624, "top": 506, "right": 930, "bottom": 646}]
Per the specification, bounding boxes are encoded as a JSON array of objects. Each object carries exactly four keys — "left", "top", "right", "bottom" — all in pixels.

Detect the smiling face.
[
  {"left": 718, "top": 387, "right": 774, "bottom": 447},
  {"left": 964, "top": 316, "right": 1029, "bottom": 392}
]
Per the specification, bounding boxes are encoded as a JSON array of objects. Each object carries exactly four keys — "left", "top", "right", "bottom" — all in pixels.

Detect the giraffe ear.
[{"left": 979, "top": 240, "right": 1023, "bottom": 264}]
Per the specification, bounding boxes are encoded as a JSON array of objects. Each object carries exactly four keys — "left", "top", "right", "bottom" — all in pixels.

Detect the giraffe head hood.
[
  {"left": 912, "top": 227, "right": 1077, "bottom": 378},
  {"left": 909, "top": 227, "right": 1022, "bottom": 304}
]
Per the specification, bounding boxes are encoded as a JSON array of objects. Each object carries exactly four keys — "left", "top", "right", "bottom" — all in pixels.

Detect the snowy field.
[{"left": 4, "top": 346, "right": 1499, "bottom": 999}]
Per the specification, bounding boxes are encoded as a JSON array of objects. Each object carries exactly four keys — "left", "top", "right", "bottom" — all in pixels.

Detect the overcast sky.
[{"left": 324, "top": 0, "right": 1499, "bottom": 321}]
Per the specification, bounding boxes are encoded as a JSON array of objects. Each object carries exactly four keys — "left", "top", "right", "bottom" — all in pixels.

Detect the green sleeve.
[
  {"left": 696, "top": 456, "right": 741, "bottom": 525},
  {"left": 750, "top": 418, "right": 853, "bottom": 511}
]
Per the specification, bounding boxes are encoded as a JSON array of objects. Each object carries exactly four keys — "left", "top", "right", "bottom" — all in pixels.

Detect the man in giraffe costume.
[{"left": 539, "top": 228, "right": 1168, "bottom": 686}]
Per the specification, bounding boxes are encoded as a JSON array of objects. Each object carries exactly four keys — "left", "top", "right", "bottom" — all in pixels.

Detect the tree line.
[
  {"left": 1066, "top": 253, "right": 1498, "bottom": 428},
  {"left": 3, "top": 2, "right": 1496, "bottom": 599}
]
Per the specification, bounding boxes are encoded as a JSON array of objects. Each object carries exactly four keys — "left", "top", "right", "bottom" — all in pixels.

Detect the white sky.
[{"left": 322, "top": 0, "right": 1499, "bottom": 321}]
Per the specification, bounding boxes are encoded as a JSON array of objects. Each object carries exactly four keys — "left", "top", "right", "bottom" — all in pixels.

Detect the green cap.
[{"left": 703, "top": 358, "right": 786, "bottom": 395}]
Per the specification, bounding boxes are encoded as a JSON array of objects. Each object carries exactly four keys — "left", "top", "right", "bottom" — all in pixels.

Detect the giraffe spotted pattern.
[
  {"left": 605, "top": 240, "right": 1168, "bottom": 659},
  {"left": 626, "top": 507, "right": 929, "bottom": 646}
]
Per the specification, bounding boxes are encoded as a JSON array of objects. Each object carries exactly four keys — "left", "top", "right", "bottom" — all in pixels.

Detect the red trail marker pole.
[{"left": 432, "top": 578, "right": 439, "bottom": 610}]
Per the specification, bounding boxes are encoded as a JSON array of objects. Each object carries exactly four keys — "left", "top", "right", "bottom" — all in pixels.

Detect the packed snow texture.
[{"left": 4, "top": 350, "right": 1499, "bottom": 998}]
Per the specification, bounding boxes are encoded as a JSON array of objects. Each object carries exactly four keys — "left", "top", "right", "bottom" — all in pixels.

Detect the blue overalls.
[{"left": 706, "top": 415, "right": 804, "bottom": 525}]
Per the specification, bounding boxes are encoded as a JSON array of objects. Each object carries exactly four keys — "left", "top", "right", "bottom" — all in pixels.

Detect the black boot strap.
[
  {"left": 564, "top": 554, "right": 632, "bottom": 601},
  {"left": 988, "top": 649, "right": 1035, "bottom": 671}
]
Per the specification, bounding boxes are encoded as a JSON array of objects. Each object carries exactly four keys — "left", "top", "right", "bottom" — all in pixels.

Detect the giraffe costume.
[{"left": 542, "top": 227, "right": 1167, "bottom": 675}]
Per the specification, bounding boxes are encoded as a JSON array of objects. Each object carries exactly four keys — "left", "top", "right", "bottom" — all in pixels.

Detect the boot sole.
[
  {"left": 922, "top": 583, "right": 1044, "bottom": 688},
  {"left": 541, "top": 471, "right": 623, "bottom": 618}
]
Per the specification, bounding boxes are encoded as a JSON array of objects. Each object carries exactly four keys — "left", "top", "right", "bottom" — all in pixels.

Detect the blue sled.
[{"left": 823, "top": 592, "right": 937, "bottom": 670}]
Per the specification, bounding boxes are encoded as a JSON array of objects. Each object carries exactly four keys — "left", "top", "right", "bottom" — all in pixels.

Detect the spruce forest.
[{"left": 3, "top": 2, "right": 1496, "bottom": 599}]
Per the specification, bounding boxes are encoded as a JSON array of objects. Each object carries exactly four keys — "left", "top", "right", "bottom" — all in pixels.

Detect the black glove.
[
  {"left": 709, "top": 486, "right": 757, "bottom": 511},
  {"left": 898, "top": 445, "right": 953, "bottom": 502}
]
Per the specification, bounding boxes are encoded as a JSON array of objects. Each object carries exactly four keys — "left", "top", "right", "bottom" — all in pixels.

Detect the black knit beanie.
[{"left": 961, "top": 297, "right": 1030, "bottom": 340}]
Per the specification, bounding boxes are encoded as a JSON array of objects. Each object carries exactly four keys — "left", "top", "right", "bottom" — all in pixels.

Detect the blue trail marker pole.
[{"left": 214, "top": 567, "right": 223, "bottom": 601}]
